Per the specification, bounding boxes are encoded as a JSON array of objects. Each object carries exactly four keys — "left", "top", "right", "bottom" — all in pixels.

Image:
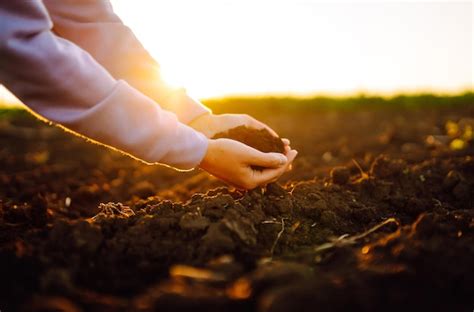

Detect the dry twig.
[
  {"left": 352, "top": 158, "right": 369, "bottom": 181},
  {"left": 313, "top": 218, "right": 399, "bottom": 253},
  {"left": 262, "top": 218, "right": 287, "bottom": 258}
]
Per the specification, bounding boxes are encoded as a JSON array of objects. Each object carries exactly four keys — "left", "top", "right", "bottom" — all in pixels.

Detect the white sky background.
[
  {"left": 0, "top": 0, "right": 472, "bottom": 104},
  {"left": 110, "top": 0, "right": 473, "bottom": 98}
]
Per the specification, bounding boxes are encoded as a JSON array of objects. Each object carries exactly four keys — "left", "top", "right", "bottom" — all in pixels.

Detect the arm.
[
  {"left": 42, "top": 0, "right": 287, "bottom": 140},
  {"left": 0, "top": 1, "right": 208, "bottom": 170},
  {"left": 0, "top": 1, "right": 296, "bottom": 188},
  {"left": 43, "top": 0, "right": 211, "bottom": 125}
]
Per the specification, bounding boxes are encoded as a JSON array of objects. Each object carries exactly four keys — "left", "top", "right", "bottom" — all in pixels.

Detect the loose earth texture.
[
  {"left": 212, "top": 126, "right": 286, "bottom": 154},
  {"left": 213, "top": 126, "right": 285, "bottom": 170},
  {"left": 0, "top": 94, "right": 473, "bottom": 312}
]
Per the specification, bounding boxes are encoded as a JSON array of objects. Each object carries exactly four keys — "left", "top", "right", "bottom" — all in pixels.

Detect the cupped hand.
[
  {"left": 199, "top": 138, "right": 298, "bottom": 189},
  {"left": 189, "top": 113, "right": 278, "bottom": 138}
]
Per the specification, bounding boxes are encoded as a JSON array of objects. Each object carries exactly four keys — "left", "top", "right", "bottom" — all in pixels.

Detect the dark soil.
[
  {"left": 1, "top": 96, "right": 473, "bottom": 311},
  {"left": 212, "top": 126, "right": 286, "bottom": 154},
  {"left": 213, "top": 126, "right": 285, "bottom": 170}
]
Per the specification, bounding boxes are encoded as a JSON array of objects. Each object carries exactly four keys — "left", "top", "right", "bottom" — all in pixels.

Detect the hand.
[
  {"left": 199, "top": 138, "right": 298, "bottom": 189},
  {"left": 189, "top": 113, "right": 278, "bottom": 138}
]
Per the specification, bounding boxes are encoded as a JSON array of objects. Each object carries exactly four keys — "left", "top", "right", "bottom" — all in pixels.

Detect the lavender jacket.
[{"left": 0, "top": 0, "right": 211, "bottom": 170}]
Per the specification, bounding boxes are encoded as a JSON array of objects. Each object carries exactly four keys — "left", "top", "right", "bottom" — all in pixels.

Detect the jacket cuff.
[
  {"left": 163, "top": 89, "right": 212, "bottom": 124},
  {"left": 60, "top": 80, "right": 209, "bottom": 170},
  {"left": 157, "top": 122, "right": 209, "bottom": 170}
]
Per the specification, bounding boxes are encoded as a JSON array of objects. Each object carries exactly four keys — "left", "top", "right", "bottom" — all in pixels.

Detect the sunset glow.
[
  {"left": 111, "top": 0, "right": 472, "bottom": 99},
  {"left": 0, "top": 1, "right": 472, "bottom": 105}
]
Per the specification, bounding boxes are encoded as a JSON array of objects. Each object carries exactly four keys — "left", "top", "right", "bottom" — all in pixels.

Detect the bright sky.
[
  {"left": 0, "top": 0, "right": 472, "bottom": 104},
  {"left": 110, "top": 0, "right": 473, "bottom": 98}
]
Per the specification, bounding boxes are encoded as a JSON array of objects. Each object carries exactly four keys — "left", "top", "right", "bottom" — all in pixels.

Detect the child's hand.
[
  {"left": 189, "top": 113, "right": 278, "bottom": 138},
  {"left": 199, "top": 138, "right": 298, "bottom": 189}
]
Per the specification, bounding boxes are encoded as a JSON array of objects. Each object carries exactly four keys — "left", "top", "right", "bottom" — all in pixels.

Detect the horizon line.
[
  {"left": 1, "top": 87, "right": 473, "bottom": 108},
  {"left": 198, "top": 87, "right": 474, "bottom": 101}
]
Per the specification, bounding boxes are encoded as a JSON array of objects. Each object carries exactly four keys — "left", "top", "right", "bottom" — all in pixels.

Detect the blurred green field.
[
  {"left": 203, "top": 91, "right": 474, "bottom": 114},
  {"left": 1, "top": 92, "right": 473, "bottom": 117},
  {"left": 0, "top": 91, "right": 471, "bottom": 128}
]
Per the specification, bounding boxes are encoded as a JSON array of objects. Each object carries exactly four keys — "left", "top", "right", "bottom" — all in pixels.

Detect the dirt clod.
[
  {"left": 330, "top": 166, "right": 350, "bottom": 184},
  {"left": 213, "top": 126, "right": 285, "bottom": 154}
]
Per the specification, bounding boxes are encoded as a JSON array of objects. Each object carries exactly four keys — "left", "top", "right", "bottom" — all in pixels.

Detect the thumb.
[{"left": 248, "top": 151, "right": 287, "bottom": 168}]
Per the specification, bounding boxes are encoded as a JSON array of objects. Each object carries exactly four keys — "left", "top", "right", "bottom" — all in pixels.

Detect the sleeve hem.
[{"left": 173, "top": 93, "right": 212, "bottom": 125}]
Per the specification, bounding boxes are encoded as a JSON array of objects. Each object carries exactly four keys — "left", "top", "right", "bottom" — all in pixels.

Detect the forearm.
[
  {"left": 0, "top": 1, "right": 208, "bottom": 170},
  {"left": 43, "top": 0, "right": 211, "bottom": 124}
]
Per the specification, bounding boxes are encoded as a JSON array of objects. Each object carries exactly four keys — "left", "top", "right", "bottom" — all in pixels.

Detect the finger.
[
  {"left": 279, "top": 149, "right": 297, "bottom": 173},
  {"left": 286, "top": 149, "right": 298, "bottom": 165},
  {"left": 285, "top": 149, "right": 298, "bottom": 168},
  {"left": 206, "top": 167, "right": 250, "bottom": 190},
  {"left": 226, "top": 139, "right": 285, "bottom": 169},
  {"left": 248, "top": 151, "right": 288, "bottom": 168},
  {"left": 284, "top": 150, "right": 297, "bottom": 172},
  {"left": 253, "top": 150, "right": 298, "bottom": 185},
  {"left": 235, "top": 140, "right": 286, "bottom": 167},
  {"left": 282, "top": 138, "right": 291, "bottom": 146}
]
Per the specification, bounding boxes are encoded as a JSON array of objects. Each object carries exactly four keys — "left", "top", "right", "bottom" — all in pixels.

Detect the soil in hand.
[{"left": 212, "top": 126, "right": 286, "bottom": 154}]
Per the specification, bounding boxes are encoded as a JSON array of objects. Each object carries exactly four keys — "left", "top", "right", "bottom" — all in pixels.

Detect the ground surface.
[{"left": 1, "top": 94, "right": 473, "bottom": 311}]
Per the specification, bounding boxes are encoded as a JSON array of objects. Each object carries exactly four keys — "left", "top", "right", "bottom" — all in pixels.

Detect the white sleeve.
[
  {"left": 43, "top": 0, "right": 211, "bottom": 124},
  {"left": 0, "top": 1, "right": 208, "bottom": 170}
]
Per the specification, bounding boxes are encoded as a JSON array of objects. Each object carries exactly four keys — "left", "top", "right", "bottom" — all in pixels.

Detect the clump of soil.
[
  {"left": 212, "top": 126, "right": 285, "bottom": 154},
  {"left": 330, "top": 166, "right": 350, "bottom": 184}
]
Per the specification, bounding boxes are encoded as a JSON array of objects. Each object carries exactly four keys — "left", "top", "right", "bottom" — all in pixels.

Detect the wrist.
[
  {"left": 188, "top": 110, "right": 213, "bottom": 126},
  {"left": 189, "top": 114, "right": 217, "bottom": 138},
  {"left": 199, "top": 139, "right": 215, "bottom": 170}
]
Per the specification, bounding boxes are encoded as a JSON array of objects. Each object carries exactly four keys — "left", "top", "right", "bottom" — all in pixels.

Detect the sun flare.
[
  {"left": 110, "top": 1, "right": 472, "bottom": 99},
  {"left": 0, "top": 1, "right": 471, "bottom": 106}
]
